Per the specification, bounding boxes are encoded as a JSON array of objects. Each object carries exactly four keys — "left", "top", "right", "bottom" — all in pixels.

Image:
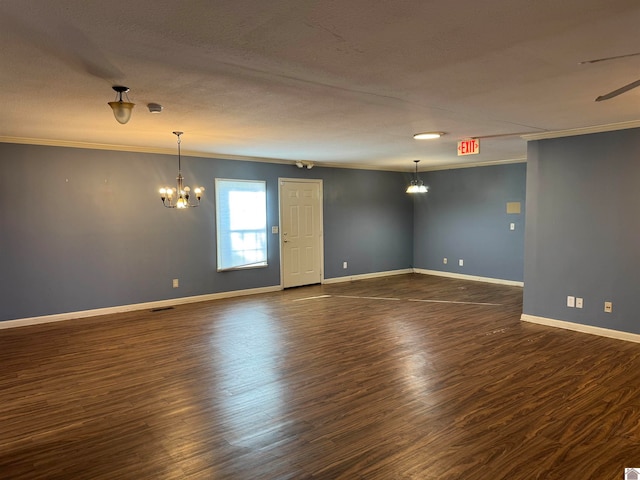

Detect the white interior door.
[{"left": 279, "top": 179, "right": 323, "bottom": 288}]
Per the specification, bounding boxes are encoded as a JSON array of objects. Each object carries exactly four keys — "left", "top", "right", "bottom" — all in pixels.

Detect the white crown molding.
[
  {"left": 0, "top": 135, "right": 526, "bottom": 172},
  {"left": 0, "top": 136, "right": 421, "bottom": 171},
  {"left": 0, "top": 135, "right": 301, "bottom": 165},
  {"left": 521, "top": 120, "right": 640, "bottom": 141},
  {"left": 0, "top": 136, "right": 409, "bottom": 171},
  {"left": 420, "top": 157, "right": 526, "bottom": 172},
  {"left": 521, "top": 314, "right": 640, "bottom": 344}
]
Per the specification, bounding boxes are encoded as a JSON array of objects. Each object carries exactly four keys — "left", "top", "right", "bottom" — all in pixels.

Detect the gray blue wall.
[
  {"left": 524, "top": 128, "right": 640, "bottom": 334},
  {"left": 0, "top": 143, "right": 413, "bottom": 322},
  {"left": 12, "top": 127, "right": 640, "bottom": 336},
  {"left": 324, "top": 168, "right": 414, "bottom": 278},
  {"left": 413, "top": 163, "right": 526, "bottom": 282}
]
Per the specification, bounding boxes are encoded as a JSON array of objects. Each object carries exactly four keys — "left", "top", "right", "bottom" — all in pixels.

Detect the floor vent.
[{"left": 150, "top": 306, "right": 175, "bottom": 312}]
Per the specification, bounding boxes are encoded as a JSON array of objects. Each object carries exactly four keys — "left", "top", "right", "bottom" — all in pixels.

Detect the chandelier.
[
  {"left": 406, "top": 160, "right": 428, "bottom": 193},
  {"left": 159, "top": 132, "right": 204, "bottom": 208}
]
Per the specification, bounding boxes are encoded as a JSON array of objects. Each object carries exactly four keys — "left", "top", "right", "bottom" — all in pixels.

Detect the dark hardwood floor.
[{"left": 2, "top": 274, "right": 640, "bottom": 479}]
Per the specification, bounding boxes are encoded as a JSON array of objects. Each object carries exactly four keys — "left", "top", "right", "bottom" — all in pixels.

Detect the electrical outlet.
[
  {"left": 567, "top": 296, "right": 575, "bottom": 308},
  {"left": 604, "top": 301, "right": 612, "bottom": 313},
  {"left": 343, "top": 261, "right": 348, "bottom": 269},
  {"left": 576, "top": 297, "right": 583, "bottom": 309},
  {"left": 172, "top": 278, "right": 179, "bottom": 288},
  {"left": 458, "top": 259, "right": 464, "bottom": 267},
  {"left": 443, "top": 257, "right": 448, "bottom": 264}
]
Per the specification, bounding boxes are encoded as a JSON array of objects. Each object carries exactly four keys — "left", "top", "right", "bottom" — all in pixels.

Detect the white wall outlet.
[
  {"left": 343, "top": 261, "right": 348, "bottom": 269},
  {"left": 567, "top": 295, "right": 575, "bottom": 308},
  {"left": 443, "top": 257, "right": 448, "bottom": 264},
  {"left": 458, "top": 259, "right": 464, "bottom": 266},
  {"left": 604, "top": 301, "right": 612, "bottom": 313},
  {"left": 510, "top": 223, "right": 515, "bottom": 231},
  {"left": 271, "top": 226, "right": 279, "bottom": 234},
  {"left": 172, "top": 278, "right": 179, "bottom": 288},
  {"left": 576, "top": 297, "right": 583, "bottom": 309}
]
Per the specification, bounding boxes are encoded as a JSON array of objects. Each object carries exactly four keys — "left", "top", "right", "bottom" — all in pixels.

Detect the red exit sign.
[{"left": 457, "top": 138, "right": 480, "bottom": 156}]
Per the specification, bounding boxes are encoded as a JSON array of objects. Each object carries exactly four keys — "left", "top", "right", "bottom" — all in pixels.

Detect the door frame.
[{"left": 278, "top": 178, "right": 324, "bottom": 289}]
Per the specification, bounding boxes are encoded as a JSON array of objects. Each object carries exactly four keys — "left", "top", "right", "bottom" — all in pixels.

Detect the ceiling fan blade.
[
  {"left": 580, "top": 52, "right": 640, "bottom": 65},
  {"left": 595, "top": 79, "right": 640, "bottom": 102},
  {"left": 470, "top": 130, "right": 544, "bottom": 140}
]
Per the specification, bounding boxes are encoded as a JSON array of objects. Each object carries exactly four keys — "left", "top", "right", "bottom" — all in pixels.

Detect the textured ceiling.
[{"left": 1, "top": 1, "right": 639, "bottom": 170}]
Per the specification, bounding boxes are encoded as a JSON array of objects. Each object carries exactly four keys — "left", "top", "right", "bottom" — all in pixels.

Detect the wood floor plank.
[{"left": 2, "top": 274, "right": 640, "bottom": 479}]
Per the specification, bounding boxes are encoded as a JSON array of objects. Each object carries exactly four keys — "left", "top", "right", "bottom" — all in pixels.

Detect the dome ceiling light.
[
  {"left": 413, "top": 132, "right": 445, "bottom": 140},
  {"left": 108, "top": 86, "right": 135, "bottom": 124}
]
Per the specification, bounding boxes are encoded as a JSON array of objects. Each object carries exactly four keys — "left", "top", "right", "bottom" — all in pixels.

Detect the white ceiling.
[{"left": 1, "top": 0, "right": 639, "bottom": 171}]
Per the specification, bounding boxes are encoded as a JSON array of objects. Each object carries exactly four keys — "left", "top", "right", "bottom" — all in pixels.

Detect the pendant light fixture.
[
  {"left": 406, "top": 160, "right": 428, "bottom": 193},
  {"left": 108, "top": 86, "right": 135, "bottom": 124},
  {"left": 159, "top": 132, "right": 204, "bottom": 208}
]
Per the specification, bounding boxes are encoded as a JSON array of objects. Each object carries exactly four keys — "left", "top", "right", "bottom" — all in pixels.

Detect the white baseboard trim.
[
  {"left": 413, "top": 269, "right": 524, "bottom": 287},
  {"left": 521, "top": 314, "right": 640, "bottom": 344},
  {"left": 0, "top": 285, "right": 282, "bottom": 330},
  {"left": 323, "top": 268, "right": 413, "bottom": 285}
]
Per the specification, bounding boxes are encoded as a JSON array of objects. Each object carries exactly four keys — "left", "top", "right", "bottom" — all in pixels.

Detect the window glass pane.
[
  {"left": 229, "top": 191, "right": 266, "bottom": 230},
  {"left": 215, "top": 179, "right": 268, "bottom": 271}
]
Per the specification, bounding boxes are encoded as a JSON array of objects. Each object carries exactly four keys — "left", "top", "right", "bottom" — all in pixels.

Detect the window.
[{"left": 215, "top": 179, "right": 267, "bottom": 271}]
